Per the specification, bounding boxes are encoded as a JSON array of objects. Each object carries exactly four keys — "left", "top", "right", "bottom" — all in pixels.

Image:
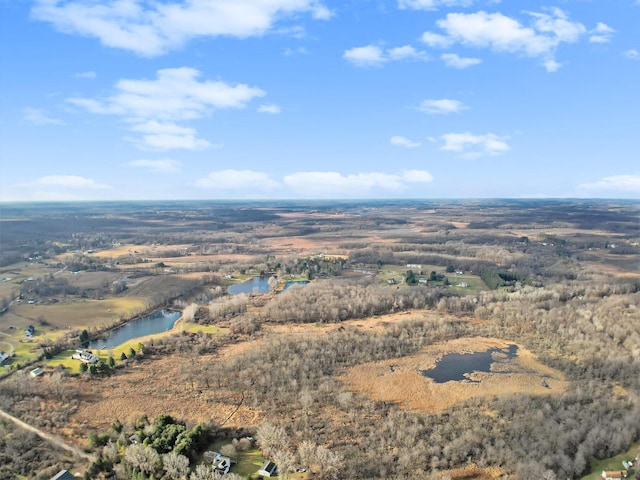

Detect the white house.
[{"left": 72, "top": 349, "right": 99, "bottom": 364}]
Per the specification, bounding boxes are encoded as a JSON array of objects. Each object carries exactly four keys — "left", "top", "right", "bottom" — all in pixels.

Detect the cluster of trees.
[
  {"left": 262, "top": 278, "right": 458, "bottom": 323},
  {"left": 83, "top": 415, "right": 219, "bottom": 480},
  {"left": 479, "top": 270, "right": 527, "bottom": 290}
]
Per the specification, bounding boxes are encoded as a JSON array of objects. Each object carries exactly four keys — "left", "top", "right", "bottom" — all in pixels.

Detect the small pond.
[
  {"left": 88, "top": 309, "right": 182, "bottom": 350},
  {"left": 421, "top": 344, "right": 518, "bottom": 383},
  {"left": 283, "top": 280, "right": 309, "bottom": 290},
  {"left": 228, "top": 276, "right": 272, "bottom": 294}
]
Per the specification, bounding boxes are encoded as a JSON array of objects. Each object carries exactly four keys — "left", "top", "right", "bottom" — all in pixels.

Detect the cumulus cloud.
[
  {"left": 258, "top": 104, "right": 282, "bottom": 114},
  {"left": 68, "top": 67, "right": 264, "bottom": 150},
  {"left": 579, "top": 175, "right": 640, "bottom": 194},
  {"left": 173, "top": 169, "right": 436, "bottom": 198},
  {"left": 421, "top": 32, "right": 454, "bottom": 48},
  {"left": 23, "top": 107, "right": 64, "bottom": 125},
  {"left": 589, "top": 22, "right": 614, "bottom": 44},
  {"left": 195, "top": 169, "right": 280, "bottom": 191},
  {"left": 418, "top": 98, "right": 468, "bottom": 114},
  {"left": 423, "top": 8, "right": 588, "bottom": 71},
  {"left": 125, "top": 159, "right": 182, "bottom": 173},
  {"left": 283, "top": 170, "right": 433, "bottom": 197},
  {"left": 344, "top": 44, "right": 428, "bottom": 67},
  {"left": 31, "top": 0, "right": 331, "bottom": 56},
  {"left": 398, "top": 0, "right": 473, "bottom": 11},
  {"left": 440, "top": 132, "right": 510, "bottom": 158},
  {"left": 441, "top": 53, "right": 482, "bottom": 68},
  {"left": 390, "top": 136, "right": 421, "bottom": 148}
]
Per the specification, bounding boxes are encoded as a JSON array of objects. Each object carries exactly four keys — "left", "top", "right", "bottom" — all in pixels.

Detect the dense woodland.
[{"left": 0, "top": 200, "right": 638, "bottom": 479}]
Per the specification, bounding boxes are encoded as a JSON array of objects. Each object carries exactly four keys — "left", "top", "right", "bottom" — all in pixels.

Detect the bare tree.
[
  {"left": 125, "top": 443, "right": 160, "bottom": 475},
  {"left": 163, "top": 451, "right": 190, "bottom": 480},
  {"left": 273, "top": 449, "right": 295, "bottom": 480},
  {"left": 256, "top": 423, "right": 290, "bottom": 458}
]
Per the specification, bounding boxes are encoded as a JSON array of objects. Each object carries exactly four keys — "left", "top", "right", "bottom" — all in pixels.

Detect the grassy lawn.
[
  {"left": 581, "top": 441, "right": 639, "bottom": 480},
  {"left": 178, "top": 322, "right": 228, "bottom": 335},
  {"left": 201, "top": 440, "right": 265, "bottom": 479}
]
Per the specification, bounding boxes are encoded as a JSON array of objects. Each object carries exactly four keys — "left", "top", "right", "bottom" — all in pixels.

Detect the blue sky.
[{"left": 1, "top": 0, "right": 639, "bottom": 201}]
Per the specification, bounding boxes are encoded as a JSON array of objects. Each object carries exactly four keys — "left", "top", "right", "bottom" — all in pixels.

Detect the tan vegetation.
[
  {"left": 0, "top": 200, "right": 638, "bottom": 480},
  {"left": 341, "top": 337, "right": 568, "bottom": 414}
]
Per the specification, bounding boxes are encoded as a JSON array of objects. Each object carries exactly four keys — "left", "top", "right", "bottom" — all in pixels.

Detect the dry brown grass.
[
  {"left": 68, "top": 354, "right": 263, "bottom": 432},
  {"left": 340, "top": 337, "right": 568, "bottom": 414},
  {"left": 10, "top": 297, "right": 147, "bottom": 329}
]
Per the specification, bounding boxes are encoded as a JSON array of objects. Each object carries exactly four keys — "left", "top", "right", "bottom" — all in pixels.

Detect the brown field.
[
  {"left": 9, "top": 297, "right": 147, "bottom": 330},
  {"left": 67, "top": 354, "right": 262, "bottom": 433},
  {"left": 88, "top": 244, "right": 148, "bottom": 258},
  {"left": 340, "top": 337, "right": 568, "bottom": 414},
  {"left": 261, "top": 235, "right": 348, "bottom": 253}
]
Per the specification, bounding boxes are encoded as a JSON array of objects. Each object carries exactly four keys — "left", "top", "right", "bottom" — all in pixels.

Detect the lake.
[
  {"left": 421, "top": 344, "right": 518, "bottom": 383},
  {"left": 88, "top": 309, "right": 182, "bottom": 350},
  {"left": 228, "top": 276, "right": 273, "bottom": 294}
]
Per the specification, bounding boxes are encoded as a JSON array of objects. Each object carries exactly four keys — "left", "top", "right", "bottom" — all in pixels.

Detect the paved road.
[{"left": 0, "top": 407, "right": 95, "bottom": 463}]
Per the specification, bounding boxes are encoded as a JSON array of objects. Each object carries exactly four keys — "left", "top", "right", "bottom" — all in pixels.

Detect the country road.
[{"left": 0, "top": 407, "right": 95, "bottom": 463}]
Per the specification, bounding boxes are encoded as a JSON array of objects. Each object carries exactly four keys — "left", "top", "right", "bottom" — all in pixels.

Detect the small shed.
[
  {"left": 258, "top": 461, "right": 278, "bottom": 477},
  {"left": 602, "top": 471, "right": 627, "bottom": 480},
  {"left": 30, "top": 367, "right": 43, "bottom": 377},
  {"left": 50, "top": 470, "right": 77, "bottom": 480}
]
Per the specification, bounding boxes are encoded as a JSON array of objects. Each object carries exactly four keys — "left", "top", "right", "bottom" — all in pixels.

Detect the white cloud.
[
  {"left": 128, "top": 121, "right": 212, "bottom": 150},
  {"left": 75, "top": 71, "right": 96, "bottom": 79},
  {"left": 398, "top": 0, "right": 473, "bottom": 11},
  {"left": 418, "top": 98, "right": 468, "bottom": 114},
  {"left": 390, "top": 136, "right": 421, "bottom": 148},
  {"left": 23, "top": 107, "right": 64, "bottom": 125},
  {"left": 343, "top": 45, "right": 386, "bottom": 66},
  {"left": 441, "top": 53, "right": 482, "bottom": 68},
  {"left": 344, "top": 44, "right": 429, "bottom": 67},
  {"left": 589, "top": 22, "right": 614, "bottom": 44},
  {"left": 68, "top": 67, "right": 264, "bottom": 150},
  {"left": 1, "top": 175, "right": 113, "bottom": 201},
  {"left": 32, "top": 0, "right": 331, "bottom": 57},
  {"left": 125, "top": 159, "right": 182, "bottom": 173},
  {"left": 624, "top": 49, "right": 640, "bottom": 60},
  {"left": 426, "top": 8, "right": 587, "bottom": 70},
  {"left": 258, "top": 104, "right": 282, "bottom": 114},
  {"left": 579, "top": 175, "right": 640, "bottom": 194},
  {"left": 195, "top": 170, "right": 280, "bottom": 190},
  {"left": 440, "top": 132, "right": 510, "bottom": 158},
  {"left": 421, "top": 32, "right": 453, "bottom": 48},
  {"left": 543, "top": 59, "right": 561, "bottom": 72},
  {"left": 387, "top": 45, "right": 429, "bottom": 61},
  {"left": 283, "top": 170, "right": 432, "bottom": 197},
  {"left": 35, "top": 175, "right": 111, "bottom": 189}
]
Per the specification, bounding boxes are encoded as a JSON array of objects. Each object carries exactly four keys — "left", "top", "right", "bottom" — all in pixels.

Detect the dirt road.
[{"left": 0, "top": 407, "right": 94, "bottom": 462}]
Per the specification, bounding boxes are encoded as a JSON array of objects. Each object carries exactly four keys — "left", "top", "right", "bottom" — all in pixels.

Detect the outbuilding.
[{"left": 258, "top": 461, "right": 278, "bottom": 477}]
